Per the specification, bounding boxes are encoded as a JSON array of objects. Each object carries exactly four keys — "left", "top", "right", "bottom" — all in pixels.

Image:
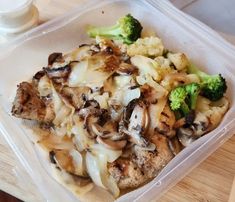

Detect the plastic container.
[
  {"left": 0, "top": 0, "right": 235, "bottom": 201},
  {"left": 0, "top": 0, "right": 39, "bottom": 34}
]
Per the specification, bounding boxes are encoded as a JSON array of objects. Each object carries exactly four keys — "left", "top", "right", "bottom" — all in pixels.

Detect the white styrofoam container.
[{"left": 0, "top": 0, "right": 235, "bottom": 201}]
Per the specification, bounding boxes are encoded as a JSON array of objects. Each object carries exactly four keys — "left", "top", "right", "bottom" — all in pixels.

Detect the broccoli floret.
[
  {"left": 169, "top": 83, "right": 200, "bottom": 117},
  {"left": 185, "top": 82, "right": 200, "bottom": 110},
  {"left": 169, "top": 86, "right": 190, "bottom": 116},
  {"left": 188, "top": 64, "right": 227, "bottom": 101},
  {"left": 86, "top": 14, "right": 143, "bottom": 44}
]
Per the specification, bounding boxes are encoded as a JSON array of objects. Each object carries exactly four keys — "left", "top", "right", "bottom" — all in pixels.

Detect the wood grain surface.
[
  {"left": 229, "top": 177, "right": 235, "bottom": 202},
  {"left": 0, "top": 0, "right": 234, "bottom": 201}
]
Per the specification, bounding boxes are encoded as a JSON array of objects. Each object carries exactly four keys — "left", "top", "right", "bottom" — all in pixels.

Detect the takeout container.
[{"left": 0, "top": 0, "right": 235, "bottom": 201}]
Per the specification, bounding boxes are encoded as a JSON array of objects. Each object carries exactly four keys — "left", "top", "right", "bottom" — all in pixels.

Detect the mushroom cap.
[
  {"left": 177, "top": 128, "right": 198, "bottom": 147},
  {"left": 96, "top": 136, "right": 127, "bottom": 150},
  {"left": 120, "top": 100, "right": 151, "bottom": 148}
]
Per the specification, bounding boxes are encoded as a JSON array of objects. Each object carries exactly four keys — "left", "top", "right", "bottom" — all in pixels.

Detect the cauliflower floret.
[
  {"left": 131, "top": 55, "right": 161, "bottom": 81},
  {"left": 196, "top": 96, "right": 229, "bottom": 130},
  {"left": 186, "top": 74, "right": 200, "bottom": 83},
  {"left": 154, "top": 56, "right": 176, "bottom": 80},
  {"left": 154, "top": 56, "right": 171, "bottom": 68},
  {"left": 167, "top": 53, "right": 189, "bottom": 71},
  {"left": 131, "top": 55, "right": 175, "bottom": 83},
  {"left": 127, "top": 37, "right": 164, "bottom": 57},
  {"left": 136, "top": 74, "right": 168, "bottom": 99}
]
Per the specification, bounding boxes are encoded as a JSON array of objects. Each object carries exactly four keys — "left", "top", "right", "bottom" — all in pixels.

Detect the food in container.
[{"left": 0, "top": 1, "right": 234, "bottom": 201}]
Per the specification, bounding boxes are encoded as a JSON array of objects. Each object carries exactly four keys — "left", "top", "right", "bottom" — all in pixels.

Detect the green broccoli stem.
[
  {"left": 180, "top": 101, "right": 190, "bottom": 116},
  {"left": 190, "top": 93, "right": 198, "bottom": 110},
  {"left": 87, "top": 24, "right": 122, "bottom": 38},
  {"left": 188, "top": 64, "right": 209, "bottom": 80}
]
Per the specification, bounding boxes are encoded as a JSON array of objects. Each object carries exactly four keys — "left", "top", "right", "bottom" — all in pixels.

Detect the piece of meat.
[
  {"left": 132, "top": 134, "right": 174, "bottom": 179},
  {"left": 12, "top": 82, "right": 46, "bottom": 121},
  {"left": 11, "top": 82, "right": 54, "bottom": 122},
  {"left": 108, "top": 158, "right": 147, "bottom": 189},
  {"left": 155, "top": 104, "right": 176, "bottom": 138},
  {"left": 108, "top": 133, "right": 173, "bottom": 189}
]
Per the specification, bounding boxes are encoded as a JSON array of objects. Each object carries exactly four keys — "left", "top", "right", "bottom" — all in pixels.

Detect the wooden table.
[{"left": 0, "top": 0, "right": 234, "bottom": 201}]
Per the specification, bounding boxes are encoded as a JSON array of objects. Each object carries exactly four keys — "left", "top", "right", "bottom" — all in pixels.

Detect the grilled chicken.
[
  {"left": 12, "top": 82, "right": 55, "bottom": 122},
  {"left": 133, "top": 134, "right": 174, "bottom": 179},
  {"left": 109, "top": 133, "right": 173, "bottom": 189},
  {"left": 12, "top": 82, "right": 47, "bottom": 122},
  {"left": 154, "top": 104, "right": 176, "bottom": 138},
  {"left": 108, "top": 158, "right": 147, "bottom": 189}
]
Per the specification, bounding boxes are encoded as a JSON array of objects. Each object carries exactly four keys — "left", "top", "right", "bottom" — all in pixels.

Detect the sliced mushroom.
[
  {"left": 128, "top": 102, "right": 149, "bottom": 134},
  {"left": 110, "top": 132, "right": 127, "bottom": 141},
  {"left": 119, "top": 100, "right": 151, "bottom": 148},
  {"left": 176, "top": 112, "right": 210, "bottom": 147},
  {"left": 32, "top": 70, "right": 46, "bottom": 87},
  {"left": 84, "top": 114, "right": 100, "bottom": 138},
  {"left": 60, "top": 86, "right": 91, "bottom": 109},
  {"left": 191, "top": 112, "right": 210, "bottom": 137},
  {"left": 119, "top": 99, "right": 138, "bottom": 131},
  {"left": 44, "top": 65, "right": 70, "bottom": 78},
  {"left": 87, "top": 115, "right": 126, "bottom": 141},
  {"left": 90, "top": 121, "right": 118, "bottom": 138},
  {"left": 44, "top": 64, "right": 72, "bottom": 83},
  {"left": 168, "top": 136, "right": 183, "bottom": 156},
  {"left": 177, "top": 127, "right": 194, "bottom": 137},
  {"left": 124, "top": 129, "right": 150, "bottom": 147},
  {"left": 96, "top": 136, "right": 127, "bottom": 150},
  {"left": 90, "top": 44, "right": 101, "bottom": 54},
  {"left": 134, "top": 142, "right": 156, "bottom": 151},
  {"left": 109, "top": 99, "right": 123, "bottom": 121},
  {"left": 177, "top": 129, "right": 197, "bottom": 147},
  {"left": 78, "top": 100, "right": 100, "bottom": 118},
  {"left": 79, "top": 100, "right": 112, "bottom": 139},
  {"left": 90, "top": 123, "right": 108, "bottom": 137},
  {"left": 48, "top": 52, "right": 63, "bottom": 66},
  {"left": 174, "top": 111, "right": 196, "bottom": 129}
]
